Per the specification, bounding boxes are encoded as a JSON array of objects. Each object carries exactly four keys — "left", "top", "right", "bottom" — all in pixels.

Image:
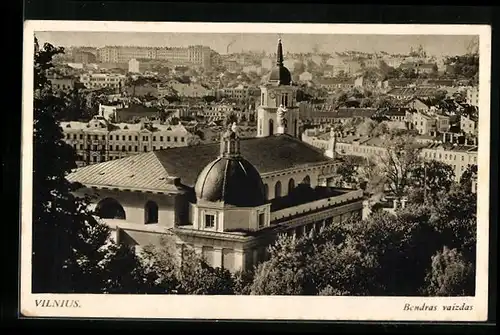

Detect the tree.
[
  {"left": 431, "top": 184, "right": 477, "bottom": 262},
  {"left": 371, "top": 135, "right": 423, "bottom": 197},
  {"left": 32, "top": 38, "right": 148, "bottom": 293},
  {"left": 225, "top": 112, "right": 238, "bottom": 126},
  {"left": 203, "top": 95, "right": 216, "bottom": 104},
  {"left": 459, "top": 164, "right": 478, "bottom": 193},
  {"left": 410, "top": 160, "right": 455, "bottom": 204},
  {"left": 250, "top": 234, "right": 310, "bottom": 295},
  {"left": 371, "top": 121, "right": 390, "bottom": 137},
  {"left": 334, "top": 156, "right": 359, "bottom": 187},
  {"left": 356, "top": 119, "right": 377, "bottom": 136},
  {"left": 140, "top": 238, "right": 236, "bottom": 295},
  {"left": 424, "top": 246, "right": 475, "bottom": 296}
]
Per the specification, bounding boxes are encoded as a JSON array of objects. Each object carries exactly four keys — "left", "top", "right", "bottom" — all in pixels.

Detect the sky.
[{"left": 34, "top": 31, "right": 478, "bottom": 56}]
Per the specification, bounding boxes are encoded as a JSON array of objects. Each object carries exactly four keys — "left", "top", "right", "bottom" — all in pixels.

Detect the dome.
[
  {"left": 268, "top": 66, "right": 292, "bottom": 85},
  {"left": 194, "top": 156, "right": 266, "bottom": 207}
]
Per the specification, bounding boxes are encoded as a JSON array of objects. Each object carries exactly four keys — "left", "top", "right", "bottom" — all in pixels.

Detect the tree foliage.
[
  {"left": 140, "top": 237, "right": 236, "bottom": 295},
  {"left": 424, "top": 246, "right": 475, "bottom": 296},
  {"left": 32, "top": 38, "right": 149, "bottom": 293},
  {"left": 410, "top": 160, "right": 455, "bottom": 204}
]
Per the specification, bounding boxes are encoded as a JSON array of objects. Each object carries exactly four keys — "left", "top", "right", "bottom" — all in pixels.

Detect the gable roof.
[
  {"left": 67, "top": 134, "right": 333, "bottom": 190},
  {"left": 66, "top": 151, "right": 182, "bottom": 192}
]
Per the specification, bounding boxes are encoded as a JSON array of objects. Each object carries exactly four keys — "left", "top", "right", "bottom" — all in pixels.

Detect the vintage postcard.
[{"left": 21, "top": 21, "right": 491, "bottom": 321}]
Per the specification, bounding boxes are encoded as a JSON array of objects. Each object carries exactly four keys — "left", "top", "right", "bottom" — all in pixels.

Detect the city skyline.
[{"left": 35, "top": 31, "right": 478, "bottom": 57}]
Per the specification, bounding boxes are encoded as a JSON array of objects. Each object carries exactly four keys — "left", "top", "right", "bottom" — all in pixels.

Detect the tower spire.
[{"left": 276, "top": 38, "right": 284, "bottom": 66}]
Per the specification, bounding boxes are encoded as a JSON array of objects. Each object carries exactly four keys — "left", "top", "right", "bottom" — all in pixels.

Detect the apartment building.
[
  {"left": 466, "top": 87, "right": 479, "bottom": 107},
  {"left": 96, "top": 45, "right": 216, "bottom": 69},
  {"left": 305, "top": 132, "right": 477, "bottom": 182},
  {"left": 60, "top": 116, "right": 192, "bottom": 166},
  {"left": 79, "top": 73, "right": 126, "bottom": 89},
  {"left": 406, "top": 110, "right": 450, "bottom": 135},
  {"left": 460, "top": 114, "right": 478, "bottom": 135}
]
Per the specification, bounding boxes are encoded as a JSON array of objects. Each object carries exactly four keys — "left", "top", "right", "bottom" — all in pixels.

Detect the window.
[
  {"left": 143, "top": 136, "right": 148, "bottom": 141},
  {"left": 92, "top": 145, "right": 97, "bottom": 151},
  {"left": 258, "top": 213, "right": 266, "bottom": 229},
  {"left": 109, "top": 135, "right": 113, "bottom": 140},
  {"left": 153, "top": 136, "right": 156, "bottom": 141},
  {"left": 160, "top": 136, "right": 163, "bottom": 142},
  {"left": 109, "top": 145, "right": 113, "bottom": 151},
  {"left": 167, "top": 136, "right": 171, "bottom": 142},
  {"left": 94, "top": 135, "right": 98, "bottom": 140},
  {"left": 274, "top": 181, "right": 282, "bottom": 198},
  {"left": 144, "top": 201, "right": 159, "bottom": 224},
  {"left": 122, "top": 145, "right": 126, "bottom": 151},
  {"left": 205, "top": 214, "right": 215, "bottom": 228},
  {"left": 135, "top": 136, "right": 138, "bottom": 141},
  {"left": 122, "top": 135, "right": 125, "bottom": 141},
  {"left": 153, "top": 146, "right": 156, "bottom": 151},
  {"left": 79, "top": 144, "right": 83, "bottom": 150},
  {"left": 79, "top": 134, "right": 83, "bottom": 140},
  {"left": 73, "top": 134, "right": 77, "bottom": 140},
  {"left": 129, "top": 135, "right": 132, "bottom": 141},
  {"left": 102, "top": 135, "right": 106, "bottom": 140},
  {"left": 134, "top": 146, "right": 138, "bottom": 152},
  {"left": 174, "top": 137, "right": 178, "bottom": 142},
  {"left": 181, "top": 137, "right": 185, "bottom": 142},
  {"left": 128, "top": 145, "right": 132, "bottom": 151},
  {"left": 144, "top": 146, "right": 147, "bottom": 152}
]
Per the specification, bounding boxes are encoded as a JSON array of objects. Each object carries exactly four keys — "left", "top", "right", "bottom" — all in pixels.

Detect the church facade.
[{"left": 66, "top": 39, "right": 365, "bottom": 273}]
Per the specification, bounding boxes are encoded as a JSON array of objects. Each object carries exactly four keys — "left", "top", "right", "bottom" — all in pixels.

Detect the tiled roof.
[
  {"left": 68, "top": 134, "right": 332, "bottom": 190},
  {"left": 388, "top": 87, "right": 436, "bottom": 97},
  {"left": 337, "top": 108, "right": 377, "bottom": 118},
  {"left": 67, "top": 152, "right": 182, "bottom": 192}
]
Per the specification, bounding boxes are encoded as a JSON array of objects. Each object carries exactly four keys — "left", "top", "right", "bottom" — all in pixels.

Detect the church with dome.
[{"left": 66, "top": 39, "right": 364, "bottom": 273}]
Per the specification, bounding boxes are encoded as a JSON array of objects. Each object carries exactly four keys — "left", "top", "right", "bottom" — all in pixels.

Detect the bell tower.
[{"left": 257, "top": 38, "right": 299, "bottom": 138}]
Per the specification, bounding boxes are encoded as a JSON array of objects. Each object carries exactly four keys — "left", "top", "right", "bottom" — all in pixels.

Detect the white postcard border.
[{"left": 21, "top": 21, "right": 491, "bottom": 321}]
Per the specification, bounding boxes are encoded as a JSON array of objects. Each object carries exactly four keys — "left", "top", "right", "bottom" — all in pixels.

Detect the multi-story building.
[
  {"left": 466, "top": 87, "right": 479, "bottom": 107},
  {"left": 460, "top": 114, "right": 478, "bottom": 135},
  {"left": 316, "top": 77, "right": 356, "bottom": 92},
  {"left": 47, "top": 75, "right": 77, "bottom": 91},
  {"left": 128, "top": 59, "right": 140, "bottom": 73},
  {"left": 406, "top": 109, "right": 450, "bottom": 135},
  {"left": 79, "top": 73, "right": 126, "bottom": 90},
  {"left": 96, "top": 45, "right": 217, "bottom": 69},
  {"left": 60, "top": 116, "right": 192, "bottom": 166},
  {"left": 306, "top": 131, "right": 477, "bottom": 182},
  {"left": 221, "top": 85, "right": 259, "bottom": 101},
  {"left": 73, "top": 50, "right": 97, "bottom": 64}
]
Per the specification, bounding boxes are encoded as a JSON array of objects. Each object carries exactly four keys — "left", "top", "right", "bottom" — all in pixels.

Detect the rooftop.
[{"left": 67, "top": 134, "right": 334, "bottom": 190}]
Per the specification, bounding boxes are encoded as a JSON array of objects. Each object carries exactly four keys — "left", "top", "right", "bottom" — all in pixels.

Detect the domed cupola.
[
  {"left": 268, "top": 39, "right": 292, "bottom": 86},
  {"left": 194, "top": 123, "right": 267, "bottom": 207}
]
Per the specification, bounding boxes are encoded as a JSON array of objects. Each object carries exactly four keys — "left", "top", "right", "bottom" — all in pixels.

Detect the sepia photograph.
[{"left": 21, "top": 21, "right": 491, "bottom": 321}]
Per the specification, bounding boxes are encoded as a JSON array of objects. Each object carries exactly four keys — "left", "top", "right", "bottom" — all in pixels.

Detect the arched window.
[
  {"left": 95, "top": 198, "right": 126, "bottom": 220},
  {"left": 269, "top": 119, "right": 274, "bottom": 136},
  {"left": 288, "top": 178, "right": 295, "bottom": 194},
  {"left": 144, "top": 200, "right": 159, "bottom": 224},
  {"left": 302, "top": 175, "right": 311, "bottom": 185},
  {"left": 263, "top": 184, "right": 269, "bottom": 200},
  {"left": 274, "top": 181, "right": 282, "bottom": 198}
]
